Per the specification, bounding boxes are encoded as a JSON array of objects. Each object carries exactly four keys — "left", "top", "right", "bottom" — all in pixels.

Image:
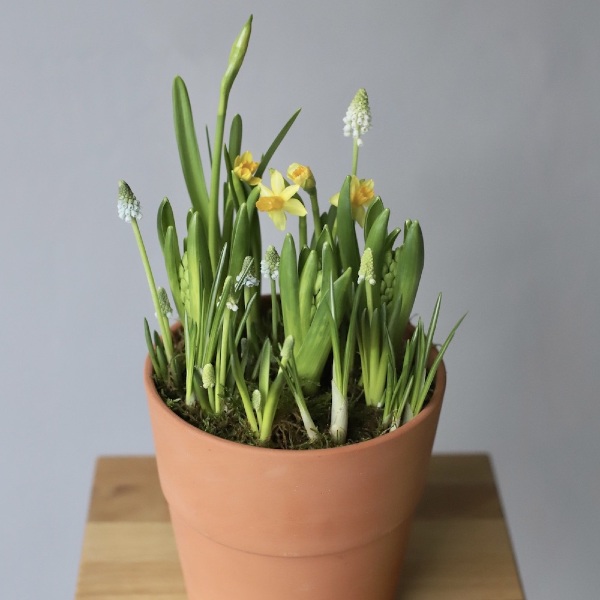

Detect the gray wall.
[{"left": 1, "top": 1, "right": 598, "bottom": 598}]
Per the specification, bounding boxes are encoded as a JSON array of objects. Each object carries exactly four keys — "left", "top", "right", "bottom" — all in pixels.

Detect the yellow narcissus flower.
[
  {"left": 287, "top": 163, "right": 316, "bottom": 192},
  {"left": 330, "top": 175, "right": 375, "bottom": 227},
  {"left": 233, "top": 151, "right": 261, "bottom": 185},
  {"left": 256, "top": 169, "right": 306, "bottom": 230}
]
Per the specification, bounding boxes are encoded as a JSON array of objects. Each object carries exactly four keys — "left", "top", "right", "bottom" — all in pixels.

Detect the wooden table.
[{"left": 75, "top": 454, "right": 524, "bottom": 599}]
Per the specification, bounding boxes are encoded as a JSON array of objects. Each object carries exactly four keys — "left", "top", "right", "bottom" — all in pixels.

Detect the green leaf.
[
  {"left": 230, "top": 170, "right": 246, "bottom": 211},
  {"left": 364, "top": 208, "right": 390, "bottom": 309},
  {"left": 221, "top": 190, "right": 235, "bottom": 250},
  {"left": 365, "top": 208, "right": 389, "bottom": 272},
  {"left": 228, "top": 202, "right": 250, "bottom": 280},
  {"left": 385, "top": 227, "right": 401, "bottom": 252},
  {"left": 298, "top": 249, "right": 318, "bottom": 336},
  {"left": 186, "top": 212, "right": 203, "bottom": 325},
  {"left": 295, "top": 267, "right": 352, "bottom": 388},
  {"left": 204, "top": 275, "right": 233, "bottom": 364},
  {"left": 228, "top": 323, "right": 259, "bottom": 433},
  {"left": 388, "top": 220, "right": 425, "bottom": 351},
  {"left": 279, "top": 234, "right": 302, "bottom": 346},
  {"left": 205, "top": 244, "right": 229, "bottom": 345},
  {"left": 172, "top": 76, "right": 209, "bottom": 223},
  {"left": 255, "top": 109, "right": 301, "bottom": 178},
  {"left": 342, "top": 284, "right": 361, "bottom": 395},
  {"left": 229, "top": 114, "right": 243, "bottom": 163},
  {"left": 143, "top": 318, "right": 161, "bottom": 379},
  {"left": 164, "top": 226, "right": 184, "bottom": 320},
  {"left": 364, "top": 197, "right": 384, "bottom": 240},
  {"left": 336, "top": 176, "right": 360, "bottom": 277},
  {"left": 414, "top": 308, "right": 466, "bottom": 414},
  {"left": 258, "top": 338, "right": 272, "bottom": 401},
  {"left": 244, "top": 185, "right": 262, "bottom": 272},
  {"left": 157, "top": 198, "right": 176, "bottom": 252}
]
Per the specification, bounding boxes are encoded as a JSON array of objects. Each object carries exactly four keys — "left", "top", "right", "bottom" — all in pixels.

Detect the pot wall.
[{"left": 145, "top": 355, "right": 446, "bottom": 600}]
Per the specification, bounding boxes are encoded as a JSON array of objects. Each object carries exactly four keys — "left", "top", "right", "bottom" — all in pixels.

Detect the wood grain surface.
[{"left": 75, "top": 454, "right": 524, "bottom": 599}]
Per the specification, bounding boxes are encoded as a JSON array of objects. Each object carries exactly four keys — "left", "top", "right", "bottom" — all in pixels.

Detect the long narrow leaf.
[
  {"left": 164, "top": 226, "right": 184, "bottom": 321},
  {"left": 229, "top": 114, "right": 243, "bottom": 162},
  {"left": 157, "top": 198, "right": 176, "bottom": 252},
  {"left": 279, "top": 234, "right": 302, "bottom": 345},
  {"left": 415, "top": 312, "right": 466, "bottom": 413},
  {"left": 172, "top": 76, "right": 209, "bottom": 223},
  {"left": 336, "top": 176, "right": 360, "bottom": 277},
  {"left": 298, "top": 249, "right": 318, "bottom": 336},
  {"left": 255, "top": 109, "right": 301, "bottom": 177},
  {"left": 295, "top": 267, "right": 352, "bottom": 387}
]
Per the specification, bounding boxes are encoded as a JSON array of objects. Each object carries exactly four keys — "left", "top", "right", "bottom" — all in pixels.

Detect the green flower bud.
[
  {"left": 358, "top": 248, "right": 376, "bottom": 286},
  {"left": 252, "top": 389, "right": 262, "bottom": 413},
  {"left": 222, "top": 16, "right": 252, "bottom": 97},
  {"left": 178, "top": 252, "right": 190, "bottom": 312},
  {"left": 157, "top": 287, "right": 173, "bottom": 318},
  {"left": 202, "top": 364, "right": 215, "bottom": 389}
]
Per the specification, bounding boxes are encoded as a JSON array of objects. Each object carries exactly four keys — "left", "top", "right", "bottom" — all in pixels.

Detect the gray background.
[{"left": 1, "top": 1, "right": 598, "bottom": 598}]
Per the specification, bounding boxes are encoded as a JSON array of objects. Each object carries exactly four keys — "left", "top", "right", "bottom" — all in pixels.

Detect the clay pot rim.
[{"left": 143, "top": 346, "right": 446, "bottom": 458}]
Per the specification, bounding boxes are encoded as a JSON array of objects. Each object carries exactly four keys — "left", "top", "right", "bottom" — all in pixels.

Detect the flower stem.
[
  {"left": 352, "top": 138, "right": 359, "bottom": 176},
  {"left": 309, "top": 190, "right": 322, "bottom": 238},
  {"left": 131, "top": 220, "right": 174, "bottom": 362},
  {"left": 270, "top": 278, "right": 279, "bottom": 344},
  {"left": 299, "top": 215, "right": 307, "bottom": 248},
  {"left": 215, "top": 306, "right": 232, "bottom": 413}
]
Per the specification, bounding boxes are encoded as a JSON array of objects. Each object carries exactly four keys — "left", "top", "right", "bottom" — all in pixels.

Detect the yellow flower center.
[
  {"left": 352, "top": 179, "right": 375, "bottom": 206},
  {"left": 256, "top": 195, "right": 285, "bottom": 212},
  {"left": 290, "top": 165, "right": 307, "bottom": 181},
  {"left": 233, "top": 152, "right": 259, "bottom": 182}
]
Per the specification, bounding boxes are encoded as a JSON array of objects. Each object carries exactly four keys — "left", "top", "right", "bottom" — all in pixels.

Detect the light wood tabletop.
[{"left": 75, "top": 454, "right": 524, "bottom": 599}]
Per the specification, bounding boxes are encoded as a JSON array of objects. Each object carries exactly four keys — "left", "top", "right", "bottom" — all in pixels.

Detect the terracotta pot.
[{"left": 144, "top": 348, "right": 446, "bottom": 600}]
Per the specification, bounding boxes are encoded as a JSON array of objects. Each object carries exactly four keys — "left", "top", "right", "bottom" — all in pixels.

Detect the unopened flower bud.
[
  {"left": 157, "top": 287, "right": 173, "bottom": 319},
  {"left": 222, "top": 16, "right": 252, "bottom": 97},
  {"left": 252, "top": 389, "right": 262, "bottom": 413},
  {"left": 202, "top": 364, "right": 215, "bottom": 389},
  {"left": 357, "top": 247, "right": 376, "bottom": 286},
  {"left": 287, "top": 163, "right": 316, "bottom": 192}
]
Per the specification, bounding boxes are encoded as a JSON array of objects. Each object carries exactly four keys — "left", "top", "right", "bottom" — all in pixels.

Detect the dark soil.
[{"left": 162, "top": 380, "right": 388, "bottom": 450}]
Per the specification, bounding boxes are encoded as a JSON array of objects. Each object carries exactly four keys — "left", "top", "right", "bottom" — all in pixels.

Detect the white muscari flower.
[
  {"left": 343, "top": 88, "right": 371, "bottom": 146},
  {"left": 156, "top": 287, "right": 173, "bottom": 319},
  {"left": 202, "top": 364, "right": 215, "bottom": 389},
  {"left": 261, "top": 245, "right": 280, "bottom": 280},
  {"left": 236, "top": 273, "right": 259, "bottom": 288},
  {"left": 357, "top": 247, "right": 376, "bottom": 286},
  {"left": 226, "top": 296, "right": 238, "bottom": 312},
  {"left": 117, "top": 180, "right": 142, "bottom": 222},
  {"left": 236, "top": 256, "right": 259, "bottom": 288}
]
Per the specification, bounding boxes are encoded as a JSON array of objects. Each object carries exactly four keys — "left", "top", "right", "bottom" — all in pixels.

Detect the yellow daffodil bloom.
[
  {"left": 233, "top": 151, "right": 261, "bottom": 185},
  {"left": 256, "top": 169, "right": 306, "bottom": 230},
  {"left": 287, "top": 163, "right": 316, "bottom": 192},
  {"left": 330, "top": 175, "right": 375, "bottom": 227}
]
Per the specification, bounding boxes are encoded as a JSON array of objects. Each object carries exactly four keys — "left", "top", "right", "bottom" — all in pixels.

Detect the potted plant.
[{"left": 117, "top": 15, "right": 463, "bottom": 600}]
